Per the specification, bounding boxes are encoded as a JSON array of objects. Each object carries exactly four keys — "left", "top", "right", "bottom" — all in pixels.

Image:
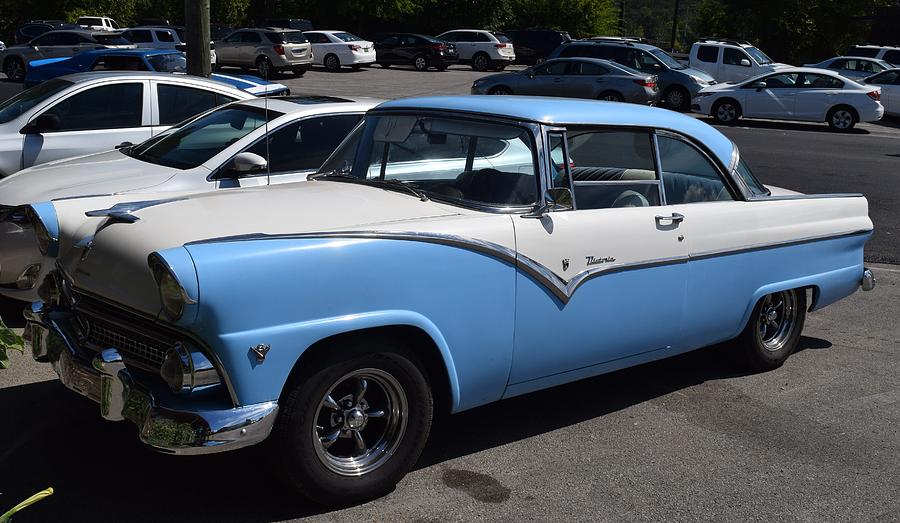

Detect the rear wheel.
[
  {"left": 4, "top": 57, "right": 25, "bottom": 82},
  {"left": 598, "top": 91, "right": 624, "bottom": 102},
  {"left": 413, "top": 54, "right": 428, "bottom": 71},
  {"left": 712, "top": 99, "right": 742, "bottom": 124},
  {"left": 256, "top": 56, "right": 273, "bottom": 78},
  {"left": 736, "top": 289, "right": 806, "bottom": 371},
  {"left": 472, "top": 52, "right": 490, "bottom": 71},
  {"left": 324, "top": 54, "right": 341, "bottom": 71},
  {"left": 292, "top": 67, "right": 306, "bottom": 76},
  {"left": 273, "top": 337, "right": 433, "bottom": 505},
  {"left": 827, "top": 105, "right": 858, "bottom": 131}
]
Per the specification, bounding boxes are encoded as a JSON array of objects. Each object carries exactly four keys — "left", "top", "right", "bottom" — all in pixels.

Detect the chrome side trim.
[
  {"left": 185, "top": 228, "right": 873, "bottom": 305},
  {"left": 746, "top": 193, "right": 865, "bottom": 202}
]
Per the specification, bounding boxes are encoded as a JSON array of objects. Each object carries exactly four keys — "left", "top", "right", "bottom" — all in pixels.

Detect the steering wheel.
[{"left": 612, "top": 189, "right": 650, "bottom": 208}]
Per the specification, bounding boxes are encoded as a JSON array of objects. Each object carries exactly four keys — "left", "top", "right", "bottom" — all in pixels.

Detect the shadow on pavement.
[
  {"left": 0, "top": 295, "right": 25, "bottom": 328},
  {"left": 698, "top": 116, "right": 871, "bottom": 135},
  {"left": 0, "top": 336, "right": 825, "bottom": 521}
]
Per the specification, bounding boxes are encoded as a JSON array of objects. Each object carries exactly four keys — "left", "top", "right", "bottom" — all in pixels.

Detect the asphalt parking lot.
[{"left": 1, "top": 66, "right": 899, "bottom": 522}]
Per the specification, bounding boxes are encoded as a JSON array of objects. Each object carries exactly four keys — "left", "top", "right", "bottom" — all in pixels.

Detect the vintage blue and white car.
[{"left": 23, "top": 96, "right": 875, "bottom": 504}]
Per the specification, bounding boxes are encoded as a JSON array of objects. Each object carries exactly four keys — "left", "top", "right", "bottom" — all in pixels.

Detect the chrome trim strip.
[
  {"left": 651, "top": 132, "right": 667, "bottom": 205},
  {"left": 746, "top": 193, "right": 865, "bottom": 202},
  {"left": 185, "top": 228, "right": 873, "bottom": 305}
]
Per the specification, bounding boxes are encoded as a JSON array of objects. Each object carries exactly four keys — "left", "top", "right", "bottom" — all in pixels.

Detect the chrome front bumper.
[
  {"left": 24, "top": 303, "right": 278, "bottom": 455},
  {"left": 861, "top": 267, "right": 875, "bottom": 291}
]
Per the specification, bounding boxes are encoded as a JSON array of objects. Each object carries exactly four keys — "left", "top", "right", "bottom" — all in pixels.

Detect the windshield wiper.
[
  {"left": 371, "top": 178, "right": 429, "bottom": 201},
  {"left": 312, "top": 172, "right": 429, "bottom": 201}
]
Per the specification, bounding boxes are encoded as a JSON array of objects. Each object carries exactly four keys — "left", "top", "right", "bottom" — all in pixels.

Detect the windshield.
[
  {"left": 94, "top": 34, "right": 131, "bottom": 45},
  {"left": 128, "top": 106, "right": 280, "bottom": 169},
  {"left": 649, "top": 48, "right": 686, "bottom": 69},
  {"left": 147, "top": 53, "right": 186, "bottom": 72},
  {"left": 744, "top": 46, "right": 773, "bottom": 65},
  {"left": 332, "top": 32, "right": 363, "bottom": 42},
  {"left": 0, "top": 79, "right": 72, "bottom": 124},
  {"left": 735, "top": 157, "right": 767, "bottom": 196}
]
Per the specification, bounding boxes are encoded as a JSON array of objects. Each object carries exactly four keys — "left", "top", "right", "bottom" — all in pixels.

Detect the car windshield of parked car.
[
  {"left": 344, "top": 115, "right": 537, "bottom": 206},
  {"left": 127, "top": 106, "right": 279, "bottom": 169},
  {"left": 94, "top": 34, "right": 131, "bottom": 45},
  {"left": 147, "top": 53, "right": 187, "bottom": 72},
  {"left": 744, "top": 46, "right": 773, "bottom": 65},
  {"left": 332, "top": 32, "right": 363, "bottom": 42},
  {"left": 0, "top": 79, "right": 72, "bottom": 124},
  {"left": 268, "top": 31, "right": 307, "bottom": 44},
  {"left": 649, "top": 48, "right": 686, "bottom": 69},
  {"left": 734, "top": 157, "right": 767, "bottom": 196}
]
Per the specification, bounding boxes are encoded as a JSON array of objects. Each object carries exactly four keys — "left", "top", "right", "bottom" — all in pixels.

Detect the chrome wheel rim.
[
  {"left": 602, "top": 94, "right": 620, "bottom": 102},
  {"left": 258, "top": 59, "right": 270, "bottom": 77},
  {"left": 326, "top": 55, "right": 338, "bottom": 70},
  {"left": 716, "top": 103, "right": 736, "bottom": 122},
  {"left": 312, "top": 368, "right": 408, "bottom": 477},
  {"left": 667, "top": 89, "right": 684, "bottom": 108},
  {"left": 757, "top": 291, "right": 797, "bottom": 352},
  {"left": 832, "top": 110, "right": 852, "bottom": 129},
  {"left": 6, "top": 60, "right": 22, "bottom": 80},
  {"left": 415, "top": 57, "right": 427, "bottom": 70},
  {"left": 474, "top": 55, "right": 488, "bottom": 70}
]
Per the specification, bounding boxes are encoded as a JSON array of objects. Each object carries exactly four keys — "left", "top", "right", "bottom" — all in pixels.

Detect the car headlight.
[
  {"left": 150, "top": 258, "right": 193, "bottom": 321},
  {"left": 695, "top": 92, "right": 714, "bottom": 98},
  {"left": 32, "top": 216, "right": 51, "bottom": 255}
]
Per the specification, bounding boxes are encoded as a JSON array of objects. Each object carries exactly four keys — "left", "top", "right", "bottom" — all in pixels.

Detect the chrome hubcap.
[
  {"left": 717, "top": 104, "right": 736, "bottom": 121},
  {"left": 833, "top": 110, "right": 852, "bottom": 129},
  {"left": 757, "top": 291, "right": 797, "bottom": 352},
  {"left": 313, "top": 368, "right": 407, "bottom": 476},
  {"left": 668, "top": 90, "right": 684, "bottom": 107}
]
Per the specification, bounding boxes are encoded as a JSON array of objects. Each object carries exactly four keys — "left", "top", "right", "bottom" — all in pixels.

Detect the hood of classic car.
[
  {"left": 0, "top": 150, "right": 179, "bottom": 206},
  {"left": 61, "top": 180, "right": 468, "bottom": 317}
]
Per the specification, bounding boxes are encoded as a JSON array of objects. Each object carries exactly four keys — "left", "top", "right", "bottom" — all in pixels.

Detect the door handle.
[{"left": 655, "top": 212, "right": 685, "bottom": 224}]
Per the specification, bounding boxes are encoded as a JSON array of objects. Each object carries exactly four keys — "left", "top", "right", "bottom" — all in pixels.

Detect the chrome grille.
[{"left": 81, "top": 315, "right": 169, "bottom": 371}]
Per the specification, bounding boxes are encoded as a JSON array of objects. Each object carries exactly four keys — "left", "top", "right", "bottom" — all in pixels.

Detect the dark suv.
[
  {"left": 374, "top": 33, "right": 459, "bottom": 71},
  {"left": 549, "top": 38, "right": 716, "bottom": 111},
  {"left": 504, "top": 29, "right": 571, "bottom": 65}
]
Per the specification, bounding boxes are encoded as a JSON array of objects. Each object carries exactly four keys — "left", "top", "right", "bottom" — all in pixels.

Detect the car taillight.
[
  {"left": 634, "top": 78, "right": 657, "bottom": 88},
  {"left": 430, "top": 43, "right": 445, "bottom": 51},
  {"left": 273, "top": 44, "right": 285, "bottom": 55},
  {"left": 348, "top": 44, "right": 361, "bottom": 51},
  {"left": 494, "top": 43, "right": 508, "bottom": 48},
  {"left": 867, "top": 90, "right": 880, "bottom": 101}
]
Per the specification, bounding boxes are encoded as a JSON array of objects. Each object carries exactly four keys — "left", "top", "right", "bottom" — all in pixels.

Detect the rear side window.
[
  {"left": 94, "top": 34, "right": 132, "bottom": 45},
  {"left": 127, "top": 29, "right": 153, "bottom": 43},
  {"left": 242, "top": 32, "right": 262, "bottom": 43},
  {"left": 723, "top": 48, "right": 750, "bottom": 66},
  {"left": 799, "top": 73, "right": 843, "bottom": 89},
  {"left": 657, "top": 133, "right": 732, "bottom": 204},
  {"left": 493, "top": 33, "right": 510, "bottom": 43},
  {"left": 696, "top": 45, "right": 719, "bottom": 63},
  {"left": 534, "top": 61, "right": 569, "bottom": 75},
  {"left": 244, "top": 114, "right": 362, "bottom": 174},
  {"left": 42, "top": 83, "right": 144, "bottom": 131},
  {"left": 157, "top": 84, "right": 235, "bottom": 125},
  {"left": 884, "top": 50, "right": 900, "bottom": 64},
  {"left": 305, "top": 33, "right": 329, "bottom": 44},
  {"left": 573, "top": 61, "right": 608, "bottom": 75},
  {"left": 566, "top": 129, "right": 661, "bottom": 210}
]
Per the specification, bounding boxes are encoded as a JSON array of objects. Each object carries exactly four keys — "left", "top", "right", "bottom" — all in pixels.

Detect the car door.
[
  {"left": 21, "top": 81, "right": 152, "bottom": 168},
  {"left": 150, "top": 81, "right": 239, "bottom": 135},
  {"left": 374, "top": 36, "right": 399, "bottom": 63},
  {"left": 216, "top": 31, "right": 243, "bottom": 64},
  {"left": 721, "top": 47, "right": 753, "bottom": 82},
  {"left": 516, "top": 60, "right": 570, "bottom": 96},
  {"left": 216, "top": 113, "right": 364, "bottom": 188},
  {"left": 570, "top": 60, "right": 610, "bottom": 98},
  {"left": 28, "top": 33, "right": 63, "bottom": 60},
  {"left": 240, "top": 31, "right": 262, "bottom": 64},
  {"left": 794, "top": 73, "right": 844, "bottom": 121},
  {"left": 742, "top": 72, "right": 799, "bottom": 118},
  {"left": 510, "top": 128, "right": 688, "bottom": 386},
  {"left": 453, "top": 32, "right": 476, "bottom": 61}
]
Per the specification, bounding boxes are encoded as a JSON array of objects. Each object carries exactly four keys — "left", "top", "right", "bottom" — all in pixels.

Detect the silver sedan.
[{"left": 471, "top": 58, "right": 659, "bottom": 105}]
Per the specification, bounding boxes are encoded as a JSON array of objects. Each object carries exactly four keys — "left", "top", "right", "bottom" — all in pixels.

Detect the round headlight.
[
  {"left": 160, "top": 343, "right": 191, "bottom": 393},
  {"left": 157, "top": 268, "right": 186, "bottom": 320}
]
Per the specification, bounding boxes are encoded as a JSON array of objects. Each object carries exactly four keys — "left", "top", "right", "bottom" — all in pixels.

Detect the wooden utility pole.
[
  {"left": 669, "top": 0, "right": 681, "bottom": 52},
  {"left": 185, "top": 0, "right": 212, "bottom": 77}
]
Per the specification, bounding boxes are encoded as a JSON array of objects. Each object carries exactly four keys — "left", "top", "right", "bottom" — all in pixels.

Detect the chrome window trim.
[
  {"left": 652, "top": 132, "right": 668, "bottom": 205},
  {"left": 185, "top": 228, "right": 872, "bottom": 305},
  {"left": 543, "top": 126, "right": 574, "bottom": 208},
  {"left": 655, "top": 129, "right": 742, "bottom": 202}
]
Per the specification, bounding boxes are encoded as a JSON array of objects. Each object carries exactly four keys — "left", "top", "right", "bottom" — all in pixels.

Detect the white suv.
[
  {"left": 846, "top": 45, "right": 900, "bottom": 66},
  {"left": 436, "top": 29, "right": 515, "bottom": 71},
  {"left": 76, "top": 16, "right": 121, "bottom": 31},
  {"left": 689, "top": 38, "right": 789, "bottom": 83}
]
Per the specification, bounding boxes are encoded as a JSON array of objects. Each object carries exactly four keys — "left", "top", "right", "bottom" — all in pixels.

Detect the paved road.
[{"left": 1, "top": 67, "right": 899, "bottom": 522}]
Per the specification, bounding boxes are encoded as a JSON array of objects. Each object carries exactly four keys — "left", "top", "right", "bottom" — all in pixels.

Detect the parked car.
[
  {"left": 0, "top": 29, "right": 135, "bottom": 82},
  {"left": 845, "top": 45, "right": 900, "bottom": 66},
  {"left": 304, "top": 30, "right": 375, "bottom": 70},
  {"left": 76, "top": 16, "right": 121, "bottom": 32},
  {"left": 0, "top": 71, "right": 255, "bottom": 179},
  {"left": 0, "top": 95, "right": 376, "bottom": 300},
  {"left": 21, "top": 95, "right": 874, "bottom": 506},
  {"left": 435, "top": 29, "right": 515, "bottom": 71},
  {"left": 549, "top": 39, "right": 716, "bottom": 111},
  {"left": 263, "top": 18, "right": 313, "bottom": 31},
  {"left": 863, "top": 68, "right": 900, "bottom": 116},
  {"left": 504, "top": 28, "right": 571, "bottom": 65},
  {"left": 122, "top": 26, "right": 218, "bottom": 66},
  {"left": 692, "top": 67, "right": 884, "bottom": 130},
  {"left": 14, "top": 21, "right": 81, "bottom": 45},
  {"left": 215, "top": 28, "right": 313, "bottom": 77},
  {"left": 24, "top": 49, "right": 290, "bottom": 95},
  {"left": 688, "top": 38, "right": 789, "bottom": 83},
  {"left": 373, "top": 33, "right": 458, "bottom": 71},
  {"left": 471, "top": 57, "right": 658, "bottom": 104},
  {"left": 804, "top": 56, "right": 892, "bottom": 80}
]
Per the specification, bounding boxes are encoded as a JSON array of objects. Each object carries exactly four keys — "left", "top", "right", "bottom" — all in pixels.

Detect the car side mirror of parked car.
[
  {"left": 221, "top": 152, "right": 268, "bottom": 178},
  {"left": 752, "top": 80, "right": 767, "bottom": 91},
  {"left": 20, "top": 113, "right": 61, "bottom": 134},
  {"left": 740, "top": 58, "right": 751, "bottom": 67},
  {"left": 522, "top": 187, "right": 574, "bottom": 219}
]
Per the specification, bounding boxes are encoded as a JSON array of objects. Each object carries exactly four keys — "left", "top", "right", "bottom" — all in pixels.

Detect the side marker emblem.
[
  {"left": 251, "top": 344, "right": 271, "bottom": 363},
  {"left": 562, "top": 259, "right": 570, "bottom": 271}
]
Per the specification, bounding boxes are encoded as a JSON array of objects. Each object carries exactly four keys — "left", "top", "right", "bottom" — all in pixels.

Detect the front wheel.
[
  {"left": 712, "top": 99, "right": 741, "bottom": 124},
  {"left": 489, "top": 86, "right": 512, "bottom": 95},
  {"left": 256, "top": 56, "right": 273, "bottom": 78},
  {"left": 736, "top": 289, "right": 806, "bottom": 371},
  {"left": 273, "top": 338, "right": 433, "bottom": 505}
]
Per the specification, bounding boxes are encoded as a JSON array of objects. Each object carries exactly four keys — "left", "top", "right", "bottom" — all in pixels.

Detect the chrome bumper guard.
[
  {"left": 24, "top": 303, "right": 278, "bottom": 455},
  {"left": 861, "top": 267, "right": 875, "bottom": 291}
]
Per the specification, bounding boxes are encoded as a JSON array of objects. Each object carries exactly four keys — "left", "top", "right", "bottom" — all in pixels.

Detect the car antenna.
[{"left": 264, "top": 62, "right": 271, "bottom": 186}]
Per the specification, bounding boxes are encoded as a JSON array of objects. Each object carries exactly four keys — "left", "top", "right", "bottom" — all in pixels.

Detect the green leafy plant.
[
  {"left": 0, "top": 316, "right": 24, "bottom": 370},
  {"left": 0, "top": 487, "right": 54, "bottom": 522}
]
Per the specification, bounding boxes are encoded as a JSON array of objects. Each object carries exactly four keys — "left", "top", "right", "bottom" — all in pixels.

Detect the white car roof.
[
  {"left": 235, "top": 95, "right": 383, "bottom": 116},
  {"left": 56, "top": 71, "right": 255, "bottom": 99}
]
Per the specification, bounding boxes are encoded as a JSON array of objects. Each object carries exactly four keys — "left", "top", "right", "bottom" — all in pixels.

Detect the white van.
[
  {"left": 689, "top": 38, "right": 789, "bottom": 83},
  {"left": 76, "top": 16, "right": 121, "bottom": 32}
]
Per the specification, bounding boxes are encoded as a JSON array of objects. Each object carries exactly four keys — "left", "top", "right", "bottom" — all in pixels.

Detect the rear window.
[
  {"left": 267, "top": 31, "right": 307, "bottom": 44},
  {"left": 332, "top": 32, "right": 363, "bottom": 42},
  {"left": 94, "top": 34, "right": 131, "bottom": 45},
  {"left": 493, "top": 33, "right": 510, "bottom": 43}
]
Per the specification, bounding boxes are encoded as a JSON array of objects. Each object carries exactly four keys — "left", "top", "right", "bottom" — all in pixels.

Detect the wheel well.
[
  {"left": 324, "top": 52, "right": 338, "bottom": 60},
  {"left": 598, "top": 90, "right": 623, "bottom": 100},
  {"left": 281, "top": 325, "right": 453, "bottom": 414},
  {"left": 3, "top": 56, "right": 21, "bottom": 68},
  {"left": 827, "top": 104, "right": 858, "bottom": 121},
  {"left": 488, "top": 85, "right": 512, "bottom": 94},
  {"left": 712, "top": 97, "right": 742, "bottom": 115}
]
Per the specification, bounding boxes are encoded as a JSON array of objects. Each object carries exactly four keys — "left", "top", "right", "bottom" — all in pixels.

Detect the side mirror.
[
  {"left": 523, "top": 187, "right": 574, "bottom": 219},
  {"left": 115, "top": 141, "right": 133, "bottom": 150},
  {"left": 20, "top": 113, "right": 61, "bottom": 134},
  {"left": 739, "top": 58, "right": 751, "bottom": 67},
  {"left": 752, "top": 80, "right": 767, "bottom": 91},
  {"left": 222, "top": 152, "right": 268, "bottom": 177}
]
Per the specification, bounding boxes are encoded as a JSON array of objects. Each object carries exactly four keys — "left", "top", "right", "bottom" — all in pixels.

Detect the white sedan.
[
  {"left": 0, "top": 71, "right": 254, "bottom": 178},
  {"left": 303, "top": 30, "right": 376, "bottom": 71},
  {"left": 863, "top": 69, "right": 900, "bottom": 116},
  {"left": 692, "top": 67, "right": 884, "bottom": 131}
]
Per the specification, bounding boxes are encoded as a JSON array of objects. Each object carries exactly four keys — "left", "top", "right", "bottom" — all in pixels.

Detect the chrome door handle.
[{"left": 655, "top": 212, "right": 685, "bottom": 224}]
